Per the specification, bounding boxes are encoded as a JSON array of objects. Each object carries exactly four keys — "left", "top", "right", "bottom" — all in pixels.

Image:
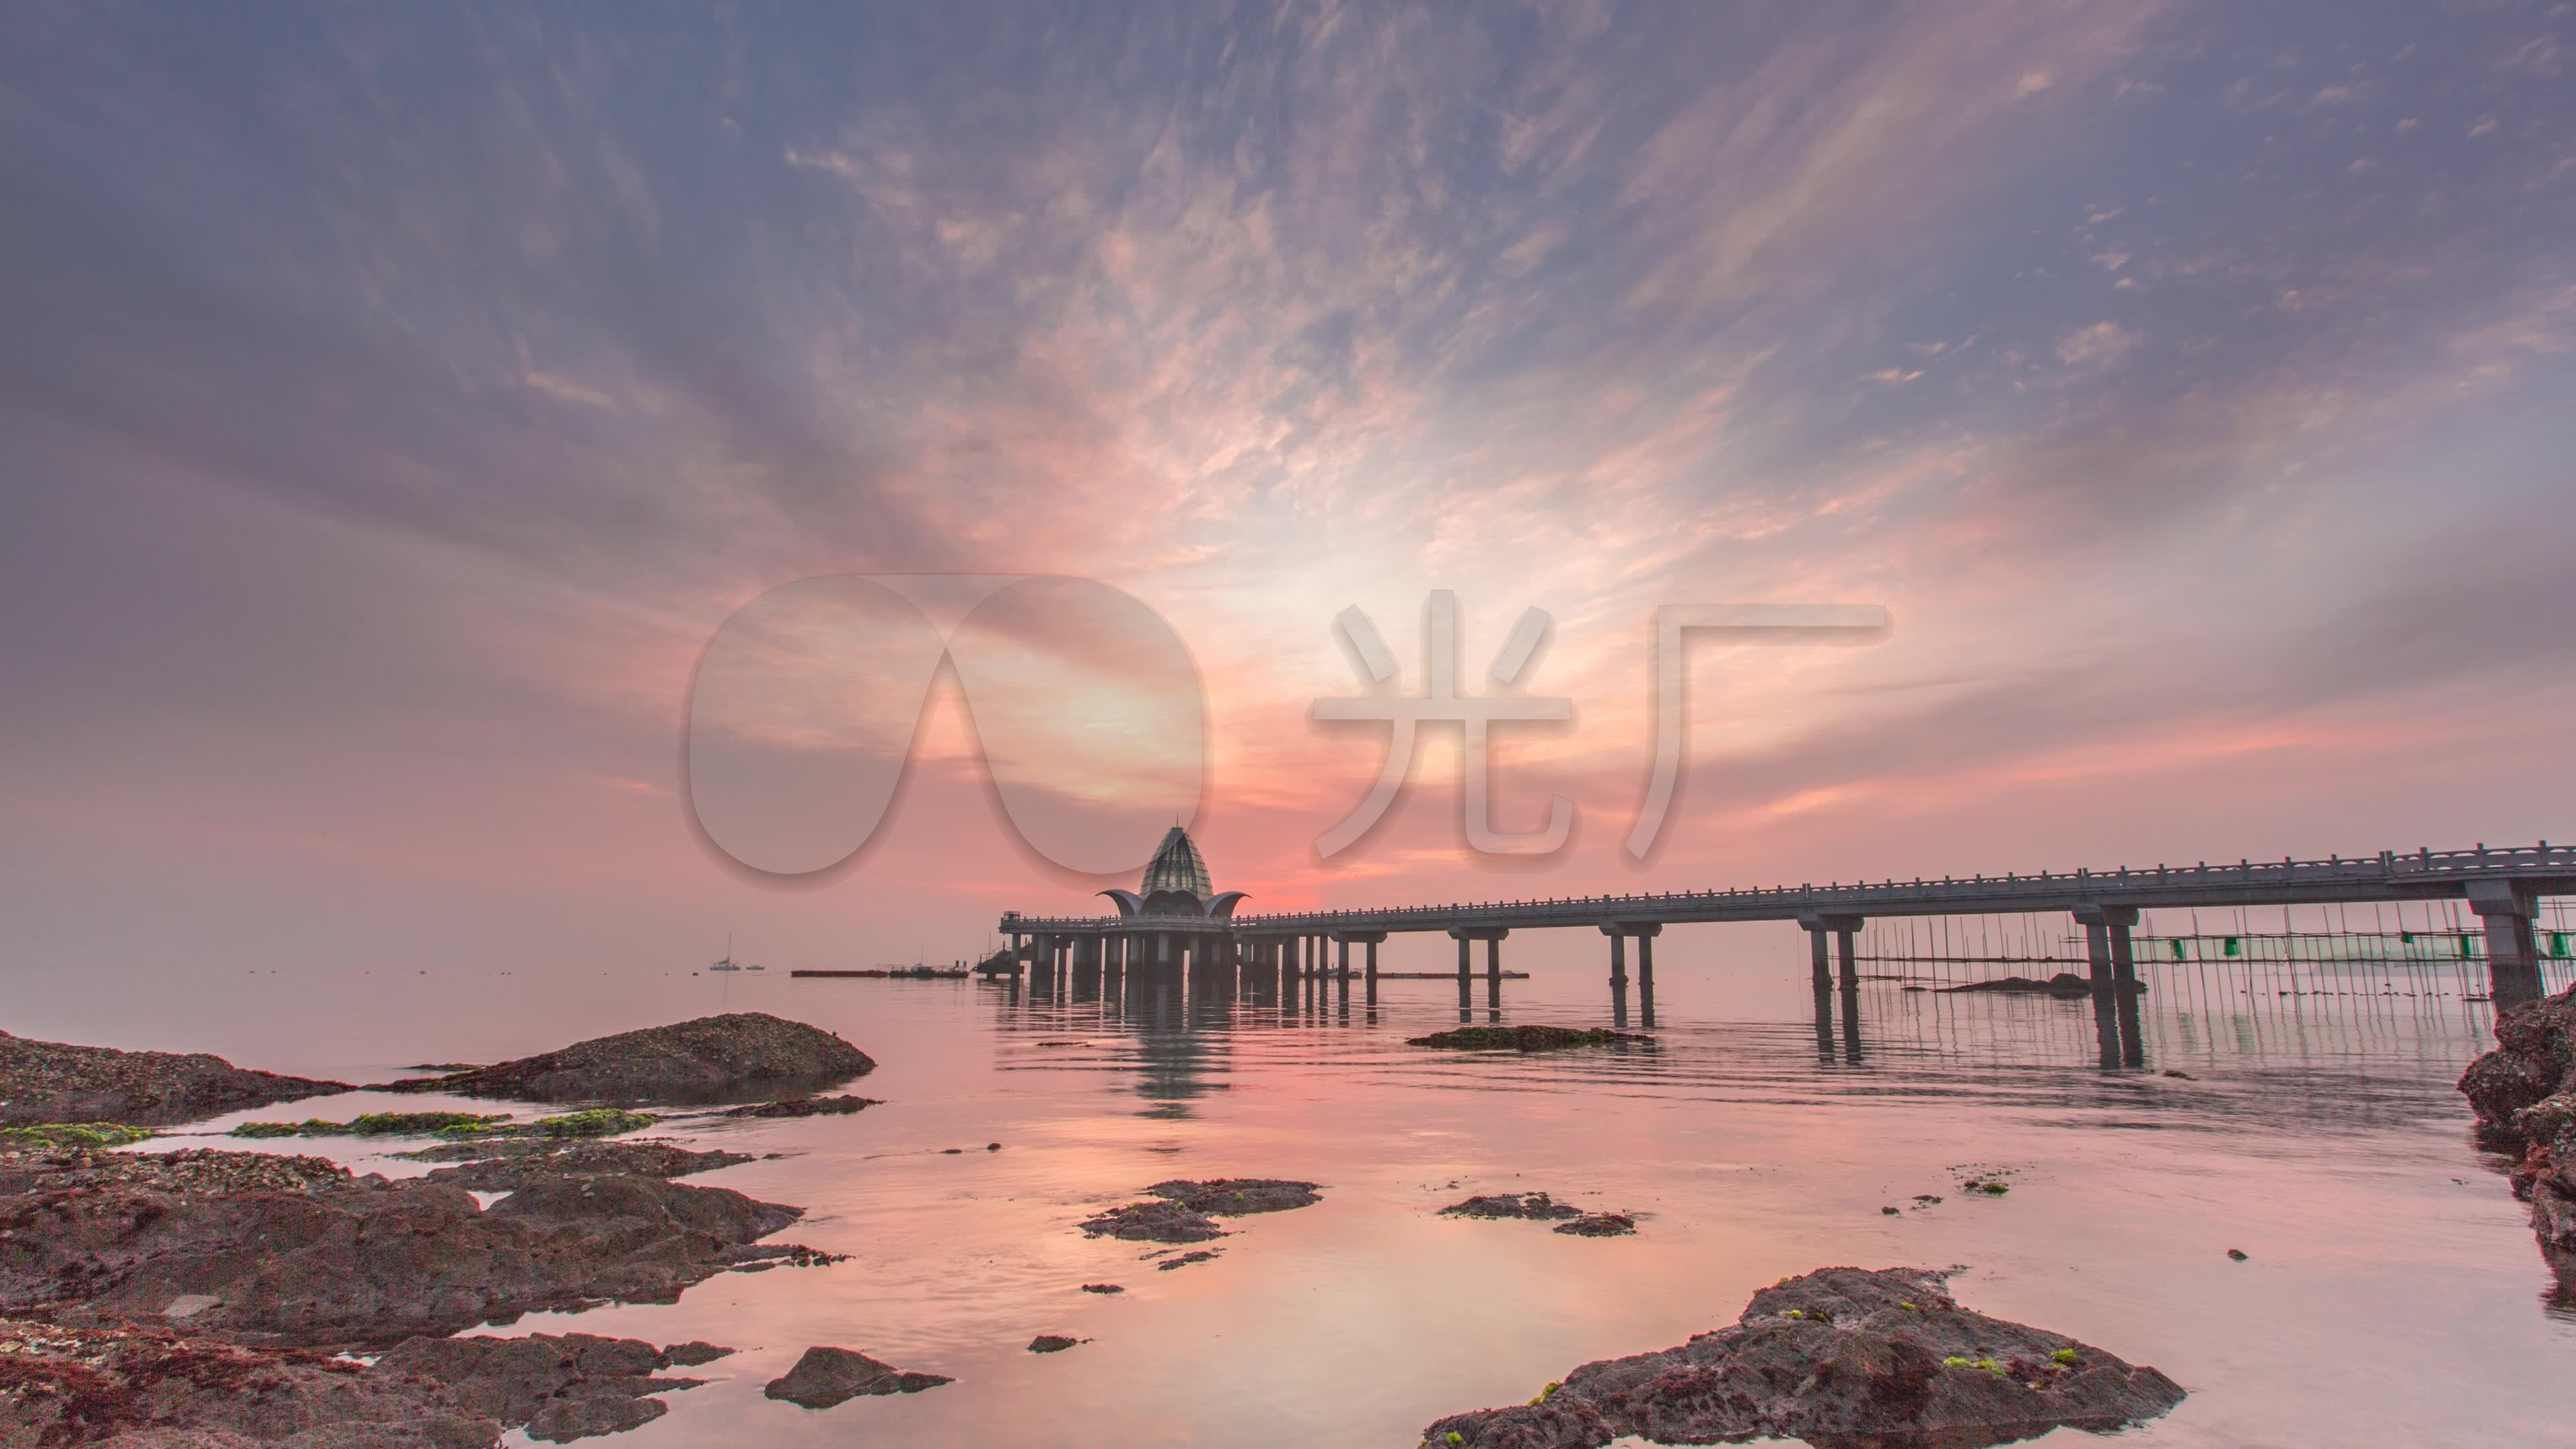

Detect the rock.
[
  {"left": 1080, "top": 1199, "right": 1226, "bottom": 1243},
  {"left": 1026, "top": 1334, "right": 1087, "bottom": 1353},
  {"left": 374, "top": 1331, "right": 729, "bottom": 1442},
  {"left": 2511, "top": 1090, "right": 2576, "bottom": 1148},
  {"left": 0, "top": 1029, "right": 347, "bottom": 1128},
  {"left": 1155, "top": 1250, "right": 1220, "bottom": 1271},
  {"left": 2226, "top": 1248, "right": 2249, "bottom": 1260},
  {"left": 1417, "top": 1266, "right": 2185, "bottom": 1449},
  {"left": 0, "top": 1317, "right": 500, "bottom": 1448},
  {"left": 0, "top": 1146, "right": 822, "bottom": 1350},
  {"left": 2524, "top": 1148, "right": 2576, "bottom": 1266},
  {"left": 1440, "top": 1192, "right": 1584, "bottom": 1221},
  {"left": 418, "top": 1140, "right": 755, "bottom": 1189},
  {"left": 375, "top": 1013, "right": 875, "bottom": 1107},
  {"left": 1405, "top": 1026, "right": 1648, "bottom": 1051},
  {"left": 1079, "top": 1283, "right": 1124, "bottom": 1294},
  {"left": 1882, "top": 1206, "right": 1901, "bottom": 1216},
  {"left": 1552, "top": 1213, "right": 1635, "bottom": 1237},
  {"left": 2458, "top": 985, "right": 2576, "bottom": 1286},
  {"left": 1147, "top": 1178, "right": 1322, "bottom": 1214},
  {"left": 718, "top": 1094, "right": 883, "bottom": 1119},
  {"left": 763, "top": 1346, "right": 952, "bottom": 1408},
  {"left": 1939, "top": 973, "right": 2145, "bottom": 996},
  {"left": 2461, "top": 986, "right": 2576, "bottom": 1148}
]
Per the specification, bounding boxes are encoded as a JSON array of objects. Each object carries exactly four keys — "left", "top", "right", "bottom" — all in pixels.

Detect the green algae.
[{"left": 0, "top": 1122, "right": 155, "bottom": 1148}]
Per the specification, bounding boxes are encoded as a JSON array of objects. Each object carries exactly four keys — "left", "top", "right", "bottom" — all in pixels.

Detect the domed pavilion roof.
[{"left": 1140, "top": 824, "right": 1212, "bottom": 898}]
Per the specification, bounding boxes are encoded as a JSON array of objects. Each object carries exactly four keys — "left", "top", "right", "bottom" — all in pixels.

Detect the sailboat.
[{"left": 710, "top": 934, "right": 743, "bottom": 972}]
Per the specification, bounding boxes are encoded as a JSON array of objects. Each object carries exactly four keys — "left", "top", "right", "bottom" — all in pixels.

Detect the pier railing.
[{"left": 997, "top": 841, "right": 2576, "bottom": 935}]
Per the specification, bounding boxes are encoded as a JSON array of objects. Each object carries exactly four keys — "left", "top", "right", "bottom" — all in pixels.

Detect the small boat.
[{"left": 710, "top": 933, "right": 744, "bottom": 972}]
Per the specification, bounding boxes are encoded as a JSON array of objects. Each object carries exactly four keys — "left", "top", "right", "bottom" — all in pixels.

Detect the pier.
[{"left": 999, "top": 842, "right": 2576, "bottom": 1028}]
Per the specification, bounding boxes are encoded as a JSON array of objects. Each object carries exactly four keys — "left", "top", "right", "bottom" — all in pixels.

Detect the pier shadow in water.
[{"left": 987, "top": 949, "right": 2502, "bottom": 1143}]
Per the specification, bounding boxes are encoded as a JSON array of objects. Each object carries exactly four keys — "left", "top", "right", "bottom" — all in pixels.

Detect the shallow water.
[{"left": 13, "top": 936, "right": 2573, "bottom": 1448}]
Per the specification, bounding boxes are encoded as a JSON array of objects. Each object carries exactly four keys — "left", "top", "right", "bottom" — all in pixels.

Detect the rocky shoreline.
[
  {"left": 0, "top": 1015, "right": 886, "bottom": 1445},
  {"left": 0, "top": 1141, "right": 817, "bottom": 1352},
  {"left": 1418, "top": 1267, "right": 2186, "bottom": 1448},
  {"left": 2457, "top": 983, "right": 2576, "bottom": 1287},
  {"left": 0, "top": 1318, "right": 735, "bottom": 1446},
  {"left": 373, "top": 1012, "right": 875, "bottom": 1106},
  {"left": 0, "top": 1031, "right": 346, "bottom": 1130}
]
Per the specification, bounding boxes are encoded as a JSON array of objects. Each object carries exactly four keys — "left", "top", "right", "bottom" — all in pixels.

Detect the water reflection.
[
  {"left": 32, "top": 947, "right": 2551, "bottom": 1448},
  {"left": 988, "top": 951, "right": 2501, "bottom": 1140}
]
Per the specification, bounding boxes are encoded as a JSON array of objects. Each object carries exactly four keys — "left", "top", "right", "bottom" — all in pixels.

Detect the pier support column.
[
  {"left": 2074, "top": 904, "right": 2141, "bottom": 1069},
  {"left": 2073, "top": 905, "right": 2139, "bottom": 993},
  {"left": 1795, "top": 913, "right": 1862, "bottom": 995},
  {"left": 1335, "top": 932, "right": 1387, "bottom": 1009},
  {"left": 2467, "top": 881, "right": 2545, "bottom": 1015},
  {"left": 1338, "top": 938, "right": 1352, "bottom": 981},
  {"left": 1636, "top": 934, "right": 1657, "bottom": 1029},
  {"left": 1598, "top": 923, "right": 1660, "bottom": 985},
  {"left": 1448, "top": 928, "right": 1509, "bottom": 987}
]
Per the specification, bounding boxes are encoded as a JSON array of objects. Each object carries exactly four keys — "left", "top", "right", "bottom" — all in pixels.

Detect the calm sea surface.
[{"left": 11, "top": 935, "right": 2572, "bottom": 1448}]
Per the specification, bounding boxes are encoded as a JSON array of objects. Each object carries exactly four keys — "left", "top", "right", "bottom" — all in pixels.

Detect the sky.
[{"left": 3, "top": 1, "right": 2573, "bottom": 981}]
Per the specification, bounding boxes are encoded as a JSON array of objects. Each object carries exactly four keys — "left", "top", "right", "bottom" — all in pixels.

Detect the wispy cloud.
[{"left": 1, "top": 0, "right": 2571, "bottom": 971}]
